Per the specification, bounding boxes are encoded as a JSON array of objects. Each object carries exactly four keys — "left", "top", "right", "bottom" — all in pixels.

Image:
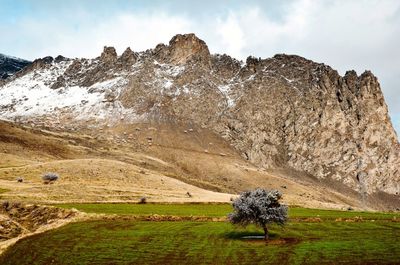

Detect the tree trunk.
[{"left": 263, "top": 225, "right": 269, "bottom": 241}]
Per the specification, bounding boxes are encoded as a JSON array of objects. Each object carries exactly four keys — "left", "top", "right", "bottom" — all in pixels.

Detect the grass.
[
  {"left": 56, "top": 203, "right": 232, "bottom": 217},
  {"left": 0, "top": 188, "right": 9, "bottom": 194},
  {"left": 288, "top": 206, "right": 400, "bottom": 220},
  {"left": 55, "top": 203, "right": 400, "bottom": 220},
  {"left": 1, "top": 220, "right": 399, "bottom": 265}
]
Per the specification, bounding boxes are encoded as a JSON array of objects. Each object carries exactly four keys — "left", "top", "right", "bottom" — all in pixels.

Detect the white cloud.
[
  {"left": 215, "top": 12, "right": 245, "bottom": 57},
  {"left": 4, "top": 12, "right": 191, "bottom": 59}
]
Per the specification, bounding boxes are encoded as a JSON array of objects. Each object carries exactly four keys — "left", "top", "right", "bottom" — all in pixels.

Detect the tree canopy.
[{"left": 228, "top": 188, "right": 288, "bottom": 240}]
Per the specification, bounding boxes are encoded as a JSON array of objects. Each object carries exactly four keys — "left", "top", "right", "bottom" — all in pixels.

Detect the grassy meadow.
[
  {"left": 1, "top": 220, "right": 399, "bottom": 265},
  {"left": 1, "top": 204, "right": 399, "bottom": 265}
]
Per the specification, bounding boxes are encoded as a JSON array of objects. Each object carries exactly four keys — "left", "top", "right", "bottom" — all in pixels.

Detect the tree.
[{"left": 228, "top": 188, "right": 288, "bottom": 241}]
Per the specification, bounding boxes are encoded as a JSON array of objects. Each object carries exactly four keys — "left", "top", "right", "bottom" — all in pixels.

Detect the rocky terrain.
[
  {"left": 0, "top": 201, "right": 78, "bottom": 241},
  {"left": 0, "top": 201, "right": 80, "bottom": 254},
  {"left": 0, "top": 54, "right": 31, "bottom": 80},
  {"left": 0, "top": 33, "right": 398, "bottom": 209}
]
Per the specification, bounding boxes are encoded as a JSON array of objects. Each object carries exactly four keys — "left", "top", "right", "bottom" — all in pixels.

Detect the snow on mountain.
[
  {"left": 0, "top": 58, "right": 137, "bottom": 124},
  {"left": 0, "top": 48, "right": 189, "bottom": 125}
]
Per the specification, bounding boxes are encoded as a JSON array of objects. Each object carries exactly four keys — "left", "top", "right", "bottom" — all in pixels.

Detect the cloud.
[
  {"left": 215, "top": 11, "right": 246, "bottom": 57},
  {"left": 0, "top": 0, "right": 399, "bottom": 134},
  {"left": 1, "top": 11, "right": 191, "bottom": 59}
]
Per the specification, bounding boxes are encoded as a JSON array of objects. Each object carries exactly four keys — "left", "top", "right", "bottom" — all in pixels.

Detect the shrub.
[
  {"left": 139, "top": 197, "right": 147, "bottom": 204},
  {"left": 42, "top": 172, "right": 59, "bottom": 183},
  {"left": 2, "top": 201, "right": 9, "bottom": 210}
]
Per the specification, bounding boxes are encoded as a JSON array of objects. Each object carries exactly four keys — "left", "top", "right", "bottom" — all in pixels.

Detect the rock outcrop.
[
  {"left": 0, "top": 33, "right": 398, "bottom": 207},
  {"left": 100, "top": 46, "right": 118, "bottom": 63},
  {"left": 155, "top": 33, "right": 211, "bottom": 67},
  {"left": 119, "top": 47, "right": 137, "bottom": 66}
]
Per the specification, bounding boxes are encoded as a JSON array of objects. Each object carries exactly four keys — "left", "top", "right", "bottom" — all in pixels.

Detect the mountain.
[
  {"left": 0, "top": 53, "right": 31, "bottom": 80},
  {"left": 0, "top": 33, "right": 398, "bottom": 209}
]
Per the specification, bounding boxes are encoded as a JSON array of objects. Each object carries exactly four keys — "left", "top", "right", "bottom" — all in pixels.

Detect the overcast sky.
[{"left": 0, "top": 0, "right": 399, "bottom": 135}]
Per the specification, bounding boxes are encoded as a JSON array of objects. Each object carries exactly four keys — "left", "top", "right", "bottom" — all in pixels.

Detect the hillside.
[
  {"left": 0, "top": 33, "right": 398, "bottom": 210},
  {"left": 0, "top": 120, "right": 390, "bottom": 210}
]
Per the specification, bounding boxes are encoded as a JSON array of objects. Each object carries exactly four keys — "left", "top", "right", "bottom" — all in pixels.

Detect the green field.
[
  {"left": 1, "top": 204, "right": 399, "bottom": 265},
  {"left": 56, "top": 203, "right": 400, "bottom": 220},
  {"left": 56, "top": 203, "right": 233, "bottom": 217},
  {"left": 1, "top": 220, "right": 399, "bottom": 265}
]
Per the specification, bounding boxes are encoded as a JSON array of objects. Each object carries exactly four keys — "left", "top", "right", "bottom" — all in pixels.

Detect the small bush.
[
  {"left": 139, "top": 197, "right": 147, "bottom": 204},
  {"left": 16, "top": 177, "right": 24, "bottom": 183},
  {"left": 42, "top": 172, "right": 59, "bottom": 183},
  {"left": 2, "top": 201, "right": 9, "bottom": 210}
]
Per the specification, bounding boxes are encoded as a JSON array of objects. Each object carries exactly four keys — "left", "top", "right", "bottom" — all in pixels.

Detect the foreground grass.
[
  {"left": 56, "top": 203, "right": 400, "bottom": 220},
  {"left": 1, "top": 220, "right": 399, "bottom": 265}
]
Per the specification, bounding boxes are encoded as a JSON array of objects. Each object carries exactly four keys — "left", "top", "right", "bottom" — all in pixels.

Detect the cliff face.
[
  {"left": 214, "top": 56, "right": 399, "bottom": 197},
  {"left": 0, "top": 33, "right": 398, "bottom": 201}
]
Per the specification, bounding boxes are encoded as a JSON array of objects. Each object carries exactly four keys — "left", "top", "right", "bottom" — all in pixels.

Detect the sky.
[{"left": 0, "top": 0, "right": 399, "bottom": 135}]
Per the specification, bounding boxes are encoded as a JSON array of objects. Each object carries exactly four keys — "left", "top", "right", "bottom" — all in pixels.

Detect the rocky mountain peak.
[
  {"left": 31, "top": 56, "right": 54, "bottom": 67},
  {"left": 155, "top": 33, "right": 211, "bottom": 66},
  {"left": 54, "top": 55, "right": 68, "bottom": 63},
  {"left": 16, "top": 56, "right": 54, "bottom": 77},
  {"left": 119, "top": 47, "right": 137, "bottom": 65},
  {"left": 211, "top": 54, "right": 242, "bottom": 79},
  {"left": 100, "top": 46, "right": 118, "bottom": 63}
]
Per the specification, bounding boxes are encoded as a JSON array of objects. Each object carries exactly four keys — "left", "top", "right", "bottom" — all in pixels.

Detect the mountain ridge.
[{"left": 0, "top": 53, "right": 31, "bottom": 80}]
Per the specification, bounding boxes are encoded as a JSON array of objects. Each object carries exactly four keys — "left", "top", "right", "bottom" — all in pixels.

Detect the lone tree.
[{"left": 228, "top": 188, "right": 288, "bottom": 241}]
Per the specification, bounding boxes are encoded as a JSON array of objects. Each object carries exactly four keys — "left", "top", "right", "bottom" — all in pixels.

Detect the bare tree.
[{"left": 228, "top": 188, "right": 288, "bottom": 241}]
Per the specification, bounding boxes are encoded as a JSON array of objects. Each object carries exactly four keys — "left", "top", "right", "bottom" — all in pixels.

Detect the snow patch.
[
  {"left": 218, "top": 84, "right": 235, "bottom": 108},
  {"left": 154, "top": 61, "right": 185, "bottom": 77},
  {"left": 282, "top": 76, "right": 294, "bottom": 83},
  {"left": 164, "top": 80, "right": 173, "bottom": 89},
  {"left": 0, "top": 61, "right": 134, "bottom": 122}
]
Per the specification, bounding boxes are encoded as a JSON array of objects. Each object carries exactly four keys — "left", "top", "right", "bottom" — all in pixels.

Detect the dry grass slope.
[{"left": 0, "top": 120, "right": 380, "bottom": 209}]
